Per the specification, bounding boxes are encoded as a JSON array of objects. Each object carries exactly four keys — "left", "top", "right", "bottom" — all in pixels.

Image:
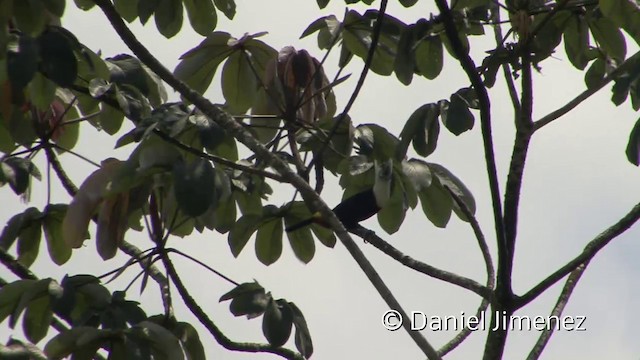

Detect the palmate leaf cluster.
[{"left": 1, "top": 0, "right": 640, "bottom": 358}]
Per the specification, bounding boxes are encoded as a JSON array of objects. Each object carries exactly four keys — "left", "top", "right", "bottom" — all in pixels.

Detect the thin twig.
[
  {"left": 491, "top": 7, "right": 520, "bottom": 112},
  {"left": 515, "top": 201, "right": 640, "bottom": 308},
  {"left": 438, "top": 187, "right": 495, "bottom": 356},
  {"left": 160, "top": 251, "right": 304, "bottom": 359},
  {"left": 526, "top": 263, "right": 587, "bottom": 360},
  {"left": 165, "top": 248, "right": 239, "bottom": 286}
]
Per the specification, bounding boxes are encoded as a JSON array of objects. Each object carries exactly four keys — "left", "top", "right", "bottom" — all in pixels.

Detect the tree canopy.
[{"left": 1, "top": 0, "right": 640, "bottom": 359}]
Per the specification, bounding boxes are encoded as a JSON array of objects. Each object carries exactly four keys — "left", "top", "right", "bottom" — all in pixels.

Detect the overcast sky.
[{"left": 2, "top": 1, "right": 640, "bottom": 359}]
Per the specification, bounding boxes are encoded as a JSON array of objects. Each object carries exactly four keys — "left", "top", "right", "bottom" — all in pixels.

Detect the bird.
[{"left": 285, "top": 159, "right": 393, "bottom": 232}]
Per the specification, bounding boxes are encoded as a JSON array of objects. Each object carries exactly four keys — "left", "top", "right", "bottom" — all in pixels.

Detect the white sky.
[{"left": 1, "top": 1, "right": 640, "bottom": 359}]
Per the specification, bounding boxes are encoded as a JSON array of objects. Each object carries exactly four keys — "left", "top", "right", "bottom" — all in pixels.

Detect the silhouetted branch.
[
  {"left": 526, "top": 263, "right": 587, "bottom": 360},
  {"left": 515, "top": 201, "right": 640, "bottom": 308}
]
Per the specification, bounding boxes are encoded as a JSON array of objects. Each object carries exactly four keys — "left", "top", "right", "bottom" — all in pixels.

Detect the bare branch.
[
  {"left": 351, "top": 225, "right": 490, "bottom": 299},
  {"left": 438, "top": 187, "right": 495, "bottom": 356},
  {"left": 515, "top": 201, "right": 640, "bottom": 308},
  {"left": 432, "top": 0, "right": 505, "bottom": 292},
  {"left": 526, "top": 263, "right": 587, "bottom": 360},
  {"left": 534, "top": 51, "right": 640, "bottom": 130}
]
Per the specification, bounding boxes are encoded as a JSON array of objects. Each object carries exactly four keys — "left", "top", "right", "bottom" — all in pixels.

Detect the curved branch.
[
  {"left": 433, "top": 0, "right": 505, "bottom": 288},
  {"left": 352, "top": 225, "right": 490, "bottom": 299},
  {"left": 438, "top": 186, "right": 495, "bottom": 356},
  {"left": 534, "top": 51, "right": 640, "bottom": 130},
  {"left": 92, "top": 0, "right": 440, "bottom": 357},
  {"left": 160, "top": 251, "right": 304, "bottom": 360},
  {"left": 514, "top": 201, "right": 640, "bottom": 308}
]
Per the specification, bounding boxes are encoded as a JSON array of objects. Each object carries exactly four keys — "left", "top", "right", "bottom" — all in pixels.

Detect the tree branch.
[
  {"left": 351, "top": 225, "right": 490, "bottom": 299},
  {"left": 159, "top": 251, "right": 304, "bottom": 360},
  {"left": 92, "top": 0, "right": 440, "bottom": 357},
  {"left": 534, "top": 51, "right": 640, "bottom": 130},
  {"left": 490, "top": 7, "right": 520, "bottom": 112},
  {"left": 437, "top": 187, "right": 495, "bottom": 356},
  {"left": 525, "top": 263, "right": 587, "bottom": 360},
  {"left": 514, "top": 201, "right": 640, "bottom": 308},
  {"left": 433, "top": 0, "right": 505, "bottom": 295}
]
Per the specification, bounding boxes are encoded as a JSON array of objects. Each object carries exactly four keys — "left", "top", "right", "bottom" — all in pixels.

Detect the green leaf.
[
  {"left": 98, "top": 103, "right": 125, "bottom": 135},
  {"left": 173, "top": 158, "right": 216, "bottom": 217},
  {"left": 589, "top": 15, "right": 626, "bottom": 61},
  {"left": 428, "top": 162, "right": 476, "bottom": 220},
  {"left": 13, "top": 0, "right": 46, "bottom": 36},
  {"left": 138, "top": 0, "right": 160, "bottom": 24},
  {"left": 289, "top": 302, "right": 313, "bottom": 358},
  {"left": 441, "top": 93, "right": 474, "bottom": 135},
  {"left": 262, "top": 299, "right": 293, "bottom": 347},
  {"left": 399, "top": 0, "right": 418, "bottom": 7},
  {"left": 418, "top": 176, "right": 452, "bottom": 228},
  {"left": 0, "top": 280, "right": 37, "bottom": 324},
  {"left": 287, "top": 220, "right": 315, "bottom": 264},
  {"left": 43, "top": 0, "right": 66, "bottom": 17},
  {"left": 563, "top": 15, "right": 590, "bottom": 70},
  {"left": 311, "top": 224, "right": 336, "bottom": 248},
  {"left": 228, "top": 214, "right": 261, "bottom": 256},
  {"left": 585, "top": 57, "right": 605, "bottom": 89},
  {"left": 7, "top": 33, "right": 39, "bottom": 89},
  {"left": 214, "top": 193, "right": 236, "bottom": 234},
  {"left": 316, "top": 0, "right": 330, "bottom": 8},
  {"left": 626, "top": 117, "right": 640, "bottom": 166},
  {"left": 342, "top": 10, "right": 399, "bottom": 76},
  {"left": 353, "top": 124, "right": 398, "bottom": 160},
  {"left": 221, "top": 50, "right": 257, "bottom": 114},
  {"left": 1, "top": 157, "right": 40, "bottom": 195},
  {"left": 394, "top": 25, "right": 415, "bottom": 85},
  {"left": 131, "top": 321, "right": 185, "bottom": 360},
  {"left": 184, "top": 0, "right": 218, "bottom": 36},
  {"left": 219, "top": 281, "right": 264, "bottom": 301},
  {"left": 23, "top": 294, "right": 52, "bottom": 343},
  {"left": 174, "top": 32, "right": 233, "bottom": 94},
  {"left": 397, "top": 103, "right": 440, "bottom": 159},
  {"left": 73, "top": 0, "right": 96, "bottom": 11},
  {"left": 214, "top": 0, "right": 235, "bottom": 19},
  {"left": 453, "top": 0, "right": 489, "bottom": 9},
  {"left": 16, "top": 215, "right": 42, "bottom": 268},
  {"left": 415, "top": 36, "right": 443, "bottom": 80},
  {"left": 38, "top": 27, "right": 79, "bottom": 87},
  {"left": 255, "top": 217, "right": 283, "bottom": 265},
  {"left": 43, "top": 204, "right": 71, "bottom": 265},
  {"left": 174, "top": 322, "right": 205, "bottom": 360},
  {"left": 44, "top": 327, "right": 109, "bottom": 359},
  {"left": 377, "top": 177, "right": 407, "bottom": 234},
  {"left": 155, "top": 0, "right": 183, "bottom": 38},
  {"left": 29, "top": 73, "right": 58, "bottom": 113},
  {"left": 115, "top": 0, "right": 140, "bottom": 22},
  {"left": 220, "top": 282, "right": 270, "bottom": 318},
  {"left": 54, "top": 102, "right": 80, "bottom": 151}
]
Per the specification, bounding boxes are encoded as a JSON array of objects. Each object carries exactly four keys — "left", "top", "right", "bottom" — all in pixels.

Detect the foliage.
[{"left": 1, "top": 0, "right": 639, "bottom": 359}]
